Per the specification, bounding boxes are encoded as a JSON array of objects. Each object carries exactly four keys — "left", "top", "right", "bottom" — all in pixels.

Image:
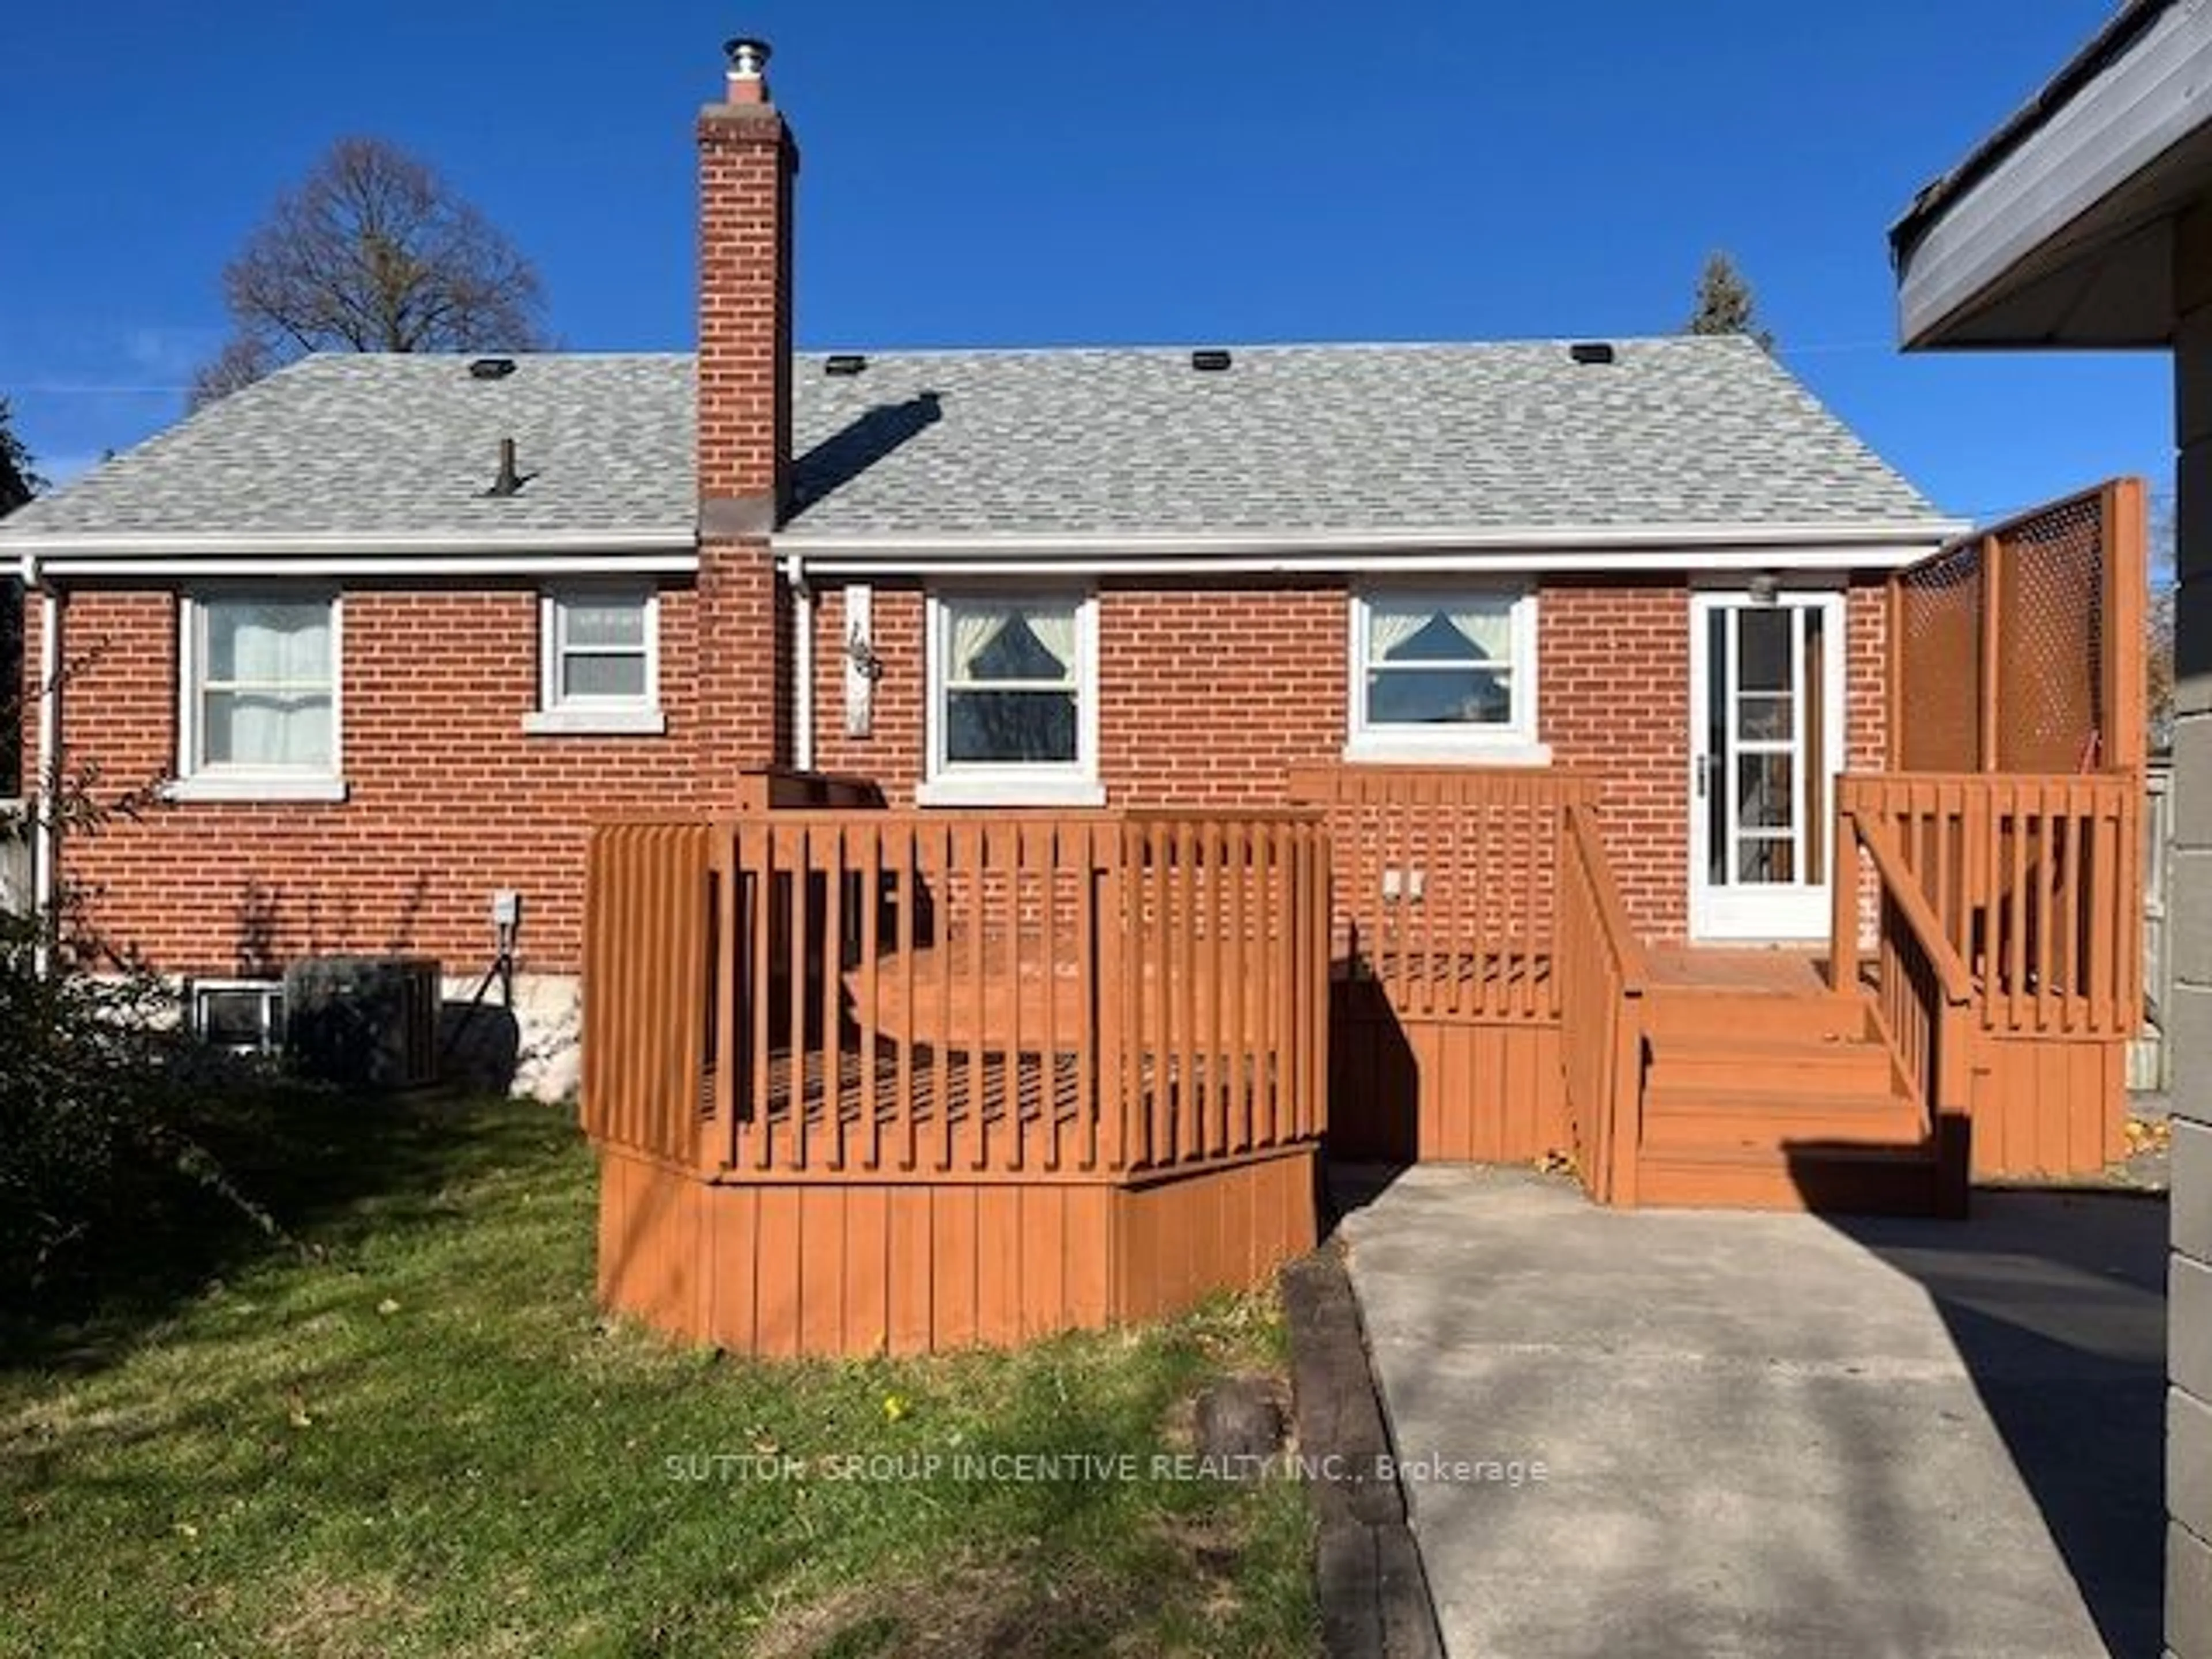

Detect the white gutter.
[
  {"left": 32, "top": 552, "right": 700, "bottom": 580},
  {"left": 778, "top": 540, "right": 1963, "bottom": 579},
  {"left": 0, "top": 527, "right": 695, "bottom": 558},
  {"left": 773, "top": 519, "right": 1967, "bottom": 561},
  {"left": 31, "top": 584, "right": 59, "bottom": 976},
  {"left": 785, "top": 551, "right": 815, "bottom": 771}
]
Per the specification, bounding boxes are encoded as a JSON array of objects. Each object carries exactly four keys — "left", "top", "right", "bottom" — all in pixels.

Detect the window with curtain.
[
  {"left": 547, "top": 590, "right": 656, "bottom": 709},
  {"left": 1352, "top": 588, "right": 1537, "bottom": 749},
  {"left": 935, "top": 594, "right": 1086, "bottom": 767},
  {"left": 192, "top": 596, "right": 337, "bottom": 774}
]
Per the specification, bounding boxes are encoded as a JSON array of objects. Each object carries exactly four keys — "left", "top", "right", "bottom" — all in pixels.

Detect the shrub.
[
  {"left": 0, "top": 703, "right": 284, "bottom": 1312},
  {"left": 0, "top": 894, "right": 286, "bottom": 1308}
]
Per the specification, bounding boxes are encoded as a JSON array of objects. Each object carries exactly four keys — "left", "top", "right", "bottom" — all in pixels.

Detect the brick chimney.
[
  {"left": 695, "top": 35, "right": 798, "bottom": 788},
  {"left": 698, "top": 35, "right": 797, "bottom": 528}
]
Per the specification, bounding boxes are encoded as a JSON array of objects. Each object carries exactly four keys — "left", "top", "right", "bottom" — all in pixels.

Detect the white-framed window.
[
  {"left": 190, "top": 979, "right": 286, "bottom": 1054},
  {"left": 523, "top": 586, "right": 666, "bottom": 736},
  {"left": 173, "top": 592, "right": 346, "bottom": 802},
  {"left": 918, "top": 590, "right": 1103, "bottom": 807},
  {"left": 1346, "top": 586, "right": 1546, "bottom": 762}
]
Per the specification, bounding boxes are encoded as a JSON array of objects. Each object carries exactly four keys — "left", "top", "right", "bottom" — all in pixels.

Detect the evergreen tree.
[
  {"left": 1685, "top": 252, "right": 1775, "bottom": 353},
  {"left": 0, "top": 397, "right": 40, "bottom": 514},
  {"left": 0, "top": 397, "right": 34, "bottom": 797}
]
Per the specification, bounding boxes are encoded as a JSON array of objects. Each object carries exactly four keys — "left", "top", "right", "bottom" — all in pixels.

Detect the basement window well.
[
  {"left": 191, "top": 979, "right": 286, "bottom": 1054},
  {"left": 524, "top": 587, "right": 667, "bottom": 736}
]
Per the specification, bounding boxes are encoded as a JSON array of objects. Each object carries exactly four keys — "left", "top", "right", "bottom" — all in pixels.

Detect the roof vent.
[
  {"left": 469, "top": 357, "right": 517, "bottom": 380},
  {"left": 824, "top": 354, "right": 868, "bottom": 377},
  {"left": 1191, "top": 349, "right": 1233, "bottom": 372},
  {"left": 1568, "top": 342, "right": 1616, "bottom": 366}
]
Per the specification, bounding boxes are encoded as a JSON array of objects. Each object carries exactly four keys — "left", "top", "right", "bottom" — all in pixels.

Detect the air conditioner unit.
[{"left": 282, "top": 956, "right": 441, "bottom": 1090}]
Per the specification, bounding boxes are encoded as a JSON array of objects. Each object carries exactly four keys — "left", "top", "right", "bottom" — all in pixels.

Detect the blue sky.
[{"left": 0, "top": 0, "right": 2171, "bottom": 525}]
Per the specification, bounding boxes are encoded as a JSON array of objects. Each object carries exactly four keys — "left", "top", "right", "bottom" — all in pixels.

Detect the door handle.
[{"left": 1695, "top": 754, "right": 1709, "bottom": 800}]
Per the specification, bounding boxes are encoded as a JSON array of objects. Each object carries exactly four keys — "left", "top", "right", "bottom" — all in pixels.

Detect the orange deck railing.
[
  {"left": 1286, "top": 764, "right": 1597, "bottom": 1021},
  {"left": 1835, "top": 772, "right": 2142, "bottom": 1041},
  {"left": 1830, "top": 806, "right": 1980, "bottom": 1215},
  {"left": 582, "top": 809, "right": 1331, "bottom": 1185},
  {"left": 1555, "top": 795, "right": 1649, "bottom": 1205}
]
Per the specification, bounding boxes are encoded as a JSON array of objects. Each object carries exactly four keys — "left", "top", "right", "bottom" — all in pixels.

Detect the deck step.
[
  {"left": 1641, "top": 1084, "right": 1926, "bottom": 1152},
  {"left": 1642, "top": 989, "right": 1868, "bottom": 1043},
  {"left": 1643, "top": 1031, "right": 1895, "bottom": 1096},
  {"left": 1635, "top": 1143, "right": 1941, "bottom": 1214}
]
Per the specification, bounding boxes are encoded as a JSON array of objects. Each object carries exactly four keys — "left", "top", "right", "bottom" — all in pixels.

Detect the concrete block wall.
[{"left": 2170, "top": 202, "right": 2212, "bottom": 1659}]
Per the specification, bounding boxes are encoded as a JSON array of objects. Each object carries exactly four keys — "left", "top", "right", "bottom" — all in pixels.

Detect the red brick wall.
[
  {"left": 33, "top": 570, "right": 1890, "bottom": 979},
  {"left": 696, "top": 539, "right": 785, "bottom": 794},
  {"left": 1846, "top": 582, "right": 1889, "bottom": 774},
  {"left": 806, "top": 574, "right": 1888, "bottom": 942},
  {"left": 1847, "top": 580, "right": 1891, "bottom": 939},
  {"left": 696, "top": 103, "right": 794, "bottom": 509},
  {"left": 691, "top": 88, "right": 796, "bottom": 796},
  {"left": 807, "top": 583, "right": 1347, "bottom": 807},
  {"left": 1539, "top": 581, "right": 1692, "bottom": 935},
  {"left": 812, "top": 582, "right": 925, "bottom": 789},
  {"left": 43, "top": 584, "right": 706, "bottom": 977}
]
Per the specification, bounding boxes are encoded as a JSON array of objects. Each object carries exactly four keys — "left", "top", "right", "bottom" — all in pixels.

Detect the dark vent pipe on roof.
[
  {"left": 824, "top": 354, "right": 868, "bottom": 376},
  {"left": 1569, "top": 342, "right": 1616, "bottom": 365},
  {"left": 469, "top": 357, "right": 517, "bottom": 380},
  {"left": 1191, "top": 349, "right": 1233, "bottom": 372},
  {"left": 486, "top": 437, "right": 523, "bottom": 498}
]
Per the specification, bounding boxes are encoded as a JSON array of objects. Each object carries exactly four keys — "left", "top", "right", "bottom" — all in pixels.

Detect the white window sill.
[
  {"left": 1342, "top": 737, "right": 1553, "bottom": 768},
  {"left": 914, "top": 775, "right": 1107, "bottom": 809},
  {"left": 522, "top": 706, "right": 668, "bottom": 737},
  {"left": 166, "top": 774, "right": 350, "bottom": 804}
]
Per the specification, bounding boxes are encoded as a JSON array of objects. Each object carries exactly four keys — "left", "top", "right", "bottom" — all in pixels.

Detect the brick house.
[
  {"left": 3, "top": 41, "right": 1957, "bottom": 1093},
  {"left": 1, "top": 39, "right": 2152, "bottom": 1351}
]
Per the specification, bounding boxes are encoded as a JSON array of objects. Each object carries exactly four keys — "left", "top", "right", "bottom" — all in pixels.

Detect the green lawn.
[{"left": 0, "top": 1094, "right": 1317, "bottom": 1657}]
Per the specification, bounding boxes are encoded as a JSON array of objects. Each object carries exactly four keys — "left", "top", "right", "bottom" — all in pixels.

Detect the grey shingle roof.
[
  {"left": 787, "top": 337, "right": 1942, "bottom": 535},
  {"left": 2, "top": 336, "right": 1945, "bottom": 545},
  {"left": 3, "top": 353, "right": 698, "bottom": 542}
]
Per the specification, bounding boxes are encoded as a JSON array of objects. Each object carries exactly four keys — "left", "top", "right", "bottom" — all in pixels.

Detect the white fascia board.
[
  {"left": 778, "top": 521, "right": 1961, "bottom": 556},
  {"left": 7, "top": 527, "right": 698, "bottom": 579},
  {"left": 774, "top": 525, "right": 1964, "bottom": 578},
  {"left": 1896, "top": 0, "right": 2212, "bottom": 347},
  {"left": 21, "top": 529, "right": 699, "bottom": 581}
]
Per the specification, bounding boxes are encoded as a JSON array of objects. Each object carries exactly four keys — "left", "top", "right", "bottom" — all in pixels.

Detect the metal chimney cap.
[{"left": 724, "top": 37, "right": 772, "bottom": 79}]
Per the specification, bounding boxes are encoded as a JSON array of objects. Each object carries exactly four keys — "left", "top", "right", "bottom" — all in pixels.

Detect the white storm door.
[{"left": 1687, "top": 590, "right": 1846, "bottom": 941}]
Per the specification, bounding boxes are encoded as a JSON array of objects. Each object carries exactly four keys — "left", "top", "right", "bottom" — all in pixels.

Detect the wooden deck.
[
  {"left": 578, "top": 481, "right": 2147, "bottom": 1351},
  {"left": 584, "top": 808, "right": 1332, "bottom": 1354},
  {"left": 1645, "top": 946, "right": 1829, "bottom": 994}
]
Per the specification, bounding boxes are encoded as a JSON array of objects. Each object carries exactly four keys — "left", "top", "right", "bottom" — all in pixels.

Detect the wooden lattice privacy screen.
[{"left": 1890, "top": 479, "right": 2149, "bottom": 774}]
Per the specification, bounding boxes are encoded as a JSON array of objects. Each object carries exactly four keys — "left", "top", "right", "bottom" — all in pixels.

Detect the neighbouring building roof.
[
  {"left": 1891, "top": 0, "right": 2176, "bottom": 263},
  {"left": 1, "top": 335, "right": 1948, "bottom": 551},
  {"left": 1891, "top": 0, "right": 2212, "bottom": 347}
]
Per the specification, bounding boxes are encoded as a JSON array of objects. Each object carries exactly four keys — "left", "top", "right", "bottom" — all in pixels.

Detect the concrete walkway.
[{"left": 1336, "top": 1168, "right": 2167, "bottom": 1658}]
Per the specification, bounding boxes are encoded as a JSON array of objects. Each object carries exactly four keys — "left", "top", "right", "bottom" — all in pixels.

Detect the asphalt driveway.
[{"left": 1336, "top": 1167, "right": 2167, "bottom": 1658}]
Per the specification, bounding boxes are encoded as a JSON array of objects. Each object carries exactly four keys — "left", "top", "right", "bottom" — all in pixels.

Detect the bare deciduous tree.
[{"left": 190, "top": 137, "right": 547, "bottom": 410}]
